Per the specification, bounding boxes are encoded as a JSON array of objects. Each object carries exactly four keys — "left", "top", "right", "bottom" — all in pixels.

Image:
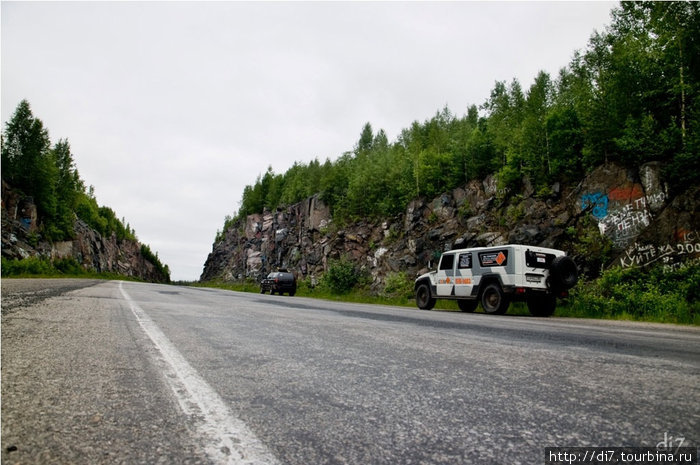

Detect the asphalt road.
[{"left": 2, "top": 279, "right": 699, "bottom": 464}]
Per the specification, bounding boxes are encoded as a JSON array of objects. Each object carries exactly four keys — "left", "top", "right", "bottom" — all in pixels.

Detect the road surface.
[{"left": 2, "top": 279, "right": 699, "bottom": 464}]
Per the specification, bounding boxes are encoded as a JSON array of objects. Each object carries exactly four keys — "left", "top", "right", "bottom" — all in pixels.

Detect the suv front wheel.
[
  {"left": 480, "top": 283, "right": 510, "bottom": 315},
  {"left": 416, "top": 283, "right": 436, "bottom": 310}
]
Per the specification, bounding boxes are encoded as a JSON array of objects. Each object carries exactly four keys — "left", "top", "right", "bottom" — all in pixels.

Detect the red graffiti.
[
  {"left": 608, "top": 185, "right": 643, "bottom": 201},
  {"left": 675, "top": 228, "right": 690, "bottom": 242}
]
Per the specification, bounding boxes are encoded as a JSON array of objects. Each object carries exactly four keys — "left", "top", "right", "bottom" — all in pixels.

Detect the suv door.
[
  {"left": 454, "top": 252, "right": 474, "bottom": 297},
  {"left": 436, "top": 253, "right": 456, "bottom": 296}
]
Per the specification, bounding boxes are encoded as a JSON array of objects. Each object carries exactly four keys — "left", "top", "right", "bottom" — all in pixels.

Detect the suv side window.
[
  {"left": 458, "top": 253, "right": 472, "bottom": 269},
  {"left": 439, "top": 254, "right": 455, "bottom": 271}
]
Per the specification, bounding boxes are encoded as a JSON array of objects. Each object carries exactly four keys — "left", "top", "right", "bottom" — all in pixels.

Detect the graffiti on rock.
[
  {"left": 581, "top": 183, "right": 667, "bottom": 249},
  {"left": 617, "top": 230, "right": 700, "bottom": 271},
  {"left": 581, "top": 192, "right": 609, "bottom": 219},
  {"left": 608, "top": 185, "right": 643, "bottom": 201}
]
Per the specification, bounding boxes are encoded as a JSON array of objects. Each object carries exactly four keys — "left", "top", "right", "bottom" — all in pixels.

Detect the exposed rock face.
[
  {"left": 2, "top": 181, "right": 169, "bottom": 283},
  {"left": 612, "top": 184, "right": 700, "bottom": 271},
  {"left": 201, "top": 162, "right": 699, "bottom": 288},
  {"left": 576, "top": 162, "right": 699, "bottom": 271}
]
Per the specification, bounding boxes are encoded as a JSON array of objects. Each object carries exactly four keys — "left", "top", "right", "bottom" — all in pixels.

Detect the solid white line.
[{"left": 119, "top": 282, "right": 280, "bottom": 465}]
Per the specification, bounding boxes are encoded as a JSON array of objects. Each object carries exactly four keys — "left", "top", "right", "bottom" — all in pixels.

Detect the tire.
[
  {"left": 415, "top": 283, "right": 436, "bottom": 310},
  {"left": 289, "top": 290, "right": 296, "bottom": 296},
  {"left": 527, "top": 295, "right": 556, "bottom": 317},
  {"left": 260, "top": 288, "right": 266, "bottom": 294},
  {"left": 480, "top": 282, "right": 510, "bottom": 315},
  {"left": 458, "top": 299, "right": 478, "bottom": 313},
  {"left": 550, "top": 255, "right": 578, "bottom": 290}
]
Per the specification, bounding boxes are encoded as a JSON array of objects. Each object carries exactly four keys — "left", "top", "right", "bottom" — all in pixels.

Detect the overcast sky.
[{"left": 2, "top": 1, "right": 616, "bottom": 281}]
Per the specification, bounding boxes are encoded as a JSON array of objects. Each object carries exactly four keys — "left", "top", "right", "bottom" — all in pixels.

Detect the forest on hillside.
[
  {"left": 228, "top": 2, "right": 699, "bottom": 234},
  {"left": 1, "top": 100, "right": 169, "bottom": 278}
]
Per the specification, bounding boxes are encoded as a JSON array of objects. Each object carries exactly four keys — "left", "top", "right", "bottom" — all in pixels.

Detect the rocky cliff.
[
  {"left": 201, "top": 162, "right": 699, "bottom": 289},
  {"left": 2, "top": 181, "right": 169, "bottom": 283}
]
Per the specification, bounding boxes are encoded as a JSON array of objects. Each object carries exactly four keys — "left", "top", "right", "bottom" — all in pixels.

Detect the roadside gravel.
[
  {"left": 1, "top": 279, "right": 209, "bottom": 465},
  {"left": 1, "top": 278, "right": 102, "bottom": 314}
]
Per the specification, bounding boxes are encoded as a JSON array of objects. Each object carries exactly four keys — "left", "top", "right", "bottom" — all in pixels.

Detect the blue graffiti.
[{"left": 581, "top": 192, "right": 609, "bottom": 219}]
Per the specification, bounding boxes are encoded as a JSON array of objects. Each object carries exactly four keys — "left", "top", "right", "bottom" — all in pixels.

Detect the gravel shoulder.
[
  {"left": 1, "top": 278, "right": 103, "bottom": 314},
  {"left": 1, "top": 279, "right": 208, "bottom": 464}
]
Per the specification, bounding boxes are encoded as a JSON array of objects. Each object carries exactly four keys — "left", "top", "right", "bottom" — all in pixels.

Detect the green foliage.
[
  {"left": 2, "top": 100, "right": 57, "bottom": 236},
  {"left": 566, "top": 263, "right": 700, "bottom": 325},
  {"left": 215, "top": 214, "right": 236, "bottom": 242},
  {"left": 53, "top": 257, "right": 85, "bottom": 275},
  {"left": 1, "top": 256, "right": 89, "bottom": 277},
  {"left": 504, "top": 203, "right": 525, "bottom": 223},
  {"left": 0, "top": 256, "right": 150, "bottom": 281},
  {"left": 569, "top": 216, "right": 614, "bottom": 278},
  {"left": 319, "top": 256, "right": 366, "bottom": 294},
  {"left": 195, "top": 262, "right": 699, "bottom": 325},
  {"left": 382, "top": 272, "right": 414, "bottom": 300},
  {"left": 73, "top": 189, "right": 136, "bottom": 241},
  {"left": 1, "top": 101, "right": 52, "bottom": 197},
  {"left": 457, "top": 202, "right": 473, "bottom": 219},
  {"left": 194, "top": 278, "right": 261, "bottom": 293},
  {"left": 1, "top": 251, "right": 170, "bottom": 282},
  {"left": 2, "top": 101, "right": 137, "bottom": 243},
  {"left": 2, "top": 100, "right": 168, "bottom": 282},
  {"left": 140, "top": 244, "right": 171, "bottom": 283},
  {"left": 232, "top": 3, "right": 698, "bottom": 223},
  {"left": 2, "top": 257, "right": 56, "bottom": 276}
]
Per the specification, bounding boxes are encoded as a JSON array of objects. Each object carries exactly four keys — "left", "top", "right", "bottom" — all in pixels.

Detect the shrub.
[
  {"left": 383, "top": 272, "right": 414, "bottom": 300},
  {"left": 140, "top": 244, "right": 171, "bottom": 282},
  {"left": 566, "top": 262, "right": 700, "bottom": 325},
  {"left": 53, "top": 257, "right": 85, "bottom": 275},
  {"left": 321, "top": 257, "right": 362, "bottom": 294},
  {"left": 1, "top": 257, "right": 54, "bottom": 276}
]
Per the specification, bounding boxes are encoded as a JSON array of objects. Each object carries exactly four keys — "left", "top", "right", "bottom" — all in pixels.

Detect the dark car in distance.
[{"left": 260, "top": 270, "right": 297, "bottom": 296}]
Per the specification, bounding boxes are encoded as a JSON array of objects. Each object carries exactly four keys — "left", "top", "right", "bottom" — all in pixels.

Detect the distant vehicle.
[
  {"left": 414, "top": 244, "right": 578, "bottom": 317},
  {"left": 260, "top": 270, "right": 297, "bottom": 296}
]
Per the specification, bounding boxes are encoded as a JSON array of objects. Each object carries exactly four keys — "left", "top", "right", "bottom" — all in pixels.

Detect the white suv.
[{"left": 414, "top": 244, "right": 578, "bottom": 317}]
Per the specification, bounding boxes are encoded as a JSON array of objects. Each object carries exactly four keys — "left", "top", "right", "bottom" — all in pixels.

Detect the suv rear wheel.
[{"left": 480, "top": 283, "right": 510, "bottom": 315}]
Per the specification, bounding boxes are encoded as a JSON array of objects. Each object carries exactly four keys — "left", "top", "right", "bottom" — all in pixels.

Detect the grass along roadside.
[
  {"left": 5, "top": 256, "right": 697, "bottom": 325},
  {"left": 194, "top": 262, "right": 700, "bottom": 326},
  {"left": 1, "top": 256, "right": 149, "bottom": 282}
]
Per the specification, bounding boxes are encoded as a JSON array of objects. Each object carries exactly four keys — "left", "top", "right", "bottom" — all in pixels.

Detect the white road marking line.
[{"left": 119, "top": 282, "right": 280, "bottom": 465}]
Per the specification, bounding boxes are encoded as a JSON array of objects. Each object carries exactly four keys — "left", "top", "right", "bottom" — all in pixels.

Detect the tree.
[
  {"left": 2, "top": 100, "right": 53, "bottom": 196},
  {"left": 482, "top": 79, "right": 525, "bottom": 171},
  {"left": 319, "top": 154, "right": 352, "bottom": 218},
  {"left": 521, "top": 71, "right": 554, "bottom": 184},
  {"left": 626, "top": 1, "right": 700, "bottom": 187},
  {"left": 356, "top": 122, "right": 374, "bottom": 155},
  {"left": 51, "top": 139, "right": 83, "bottom": 237},
  {"left": 1, "top": 100, "right": 59, "bottom": 233},
  {"left": 225, "top": 0, "right": 699, "bottom": 223},
  {"left": 373, "top": 129, "right": 389, "bottom": 153}
]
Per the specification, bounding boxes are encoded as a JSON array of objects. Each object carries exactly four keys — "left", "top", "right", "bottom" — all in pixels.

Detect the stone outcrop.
[
  {"left": 201, "top": 162, "right": 699, "bottom": 289},
  {"left": 2, "top": 181, "right": 169, "bottom": 283},
  {"left": 576, "top": 162, "right": 699, "bottom": 271}
]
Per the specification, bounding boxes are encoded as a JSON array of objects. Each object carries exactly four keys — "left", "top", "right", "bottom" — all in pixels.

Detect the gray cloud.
[{"left": 1, "top": 1, "right": 615, "bottom": 280}]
